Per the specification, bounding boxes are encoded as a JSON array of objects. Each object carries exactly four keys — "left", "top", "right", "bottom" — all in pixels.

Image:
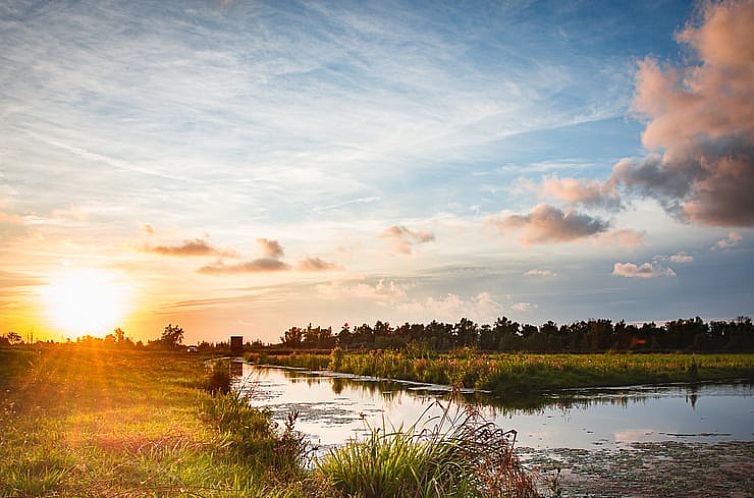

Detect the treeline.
[{"left": 276, "top": 316, "right": 754, "bottom": 353}]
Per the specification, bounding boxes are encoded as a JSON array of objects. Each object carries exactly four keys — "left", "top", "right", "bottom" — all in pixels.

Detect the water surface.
[{"left": 237, "top": 363, "right": 754, "bottom": 450}]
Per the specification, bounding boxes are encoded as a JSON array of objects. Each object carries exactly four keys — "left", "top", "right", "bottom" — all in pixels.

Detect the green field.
[
  {"left": 0, "top": 347, "right": 538, "bottom": 497},
  {"left": 250, "top": 349, "right": 754, "bottom": 395}
]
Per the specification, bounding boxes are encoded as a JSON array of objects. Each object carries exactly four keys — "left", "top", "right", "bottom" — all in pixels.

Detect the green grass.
[
  {"left": 0, "top": 347, "right": 303, "bottom": 497},
  {"left": 317, "top": 401, "right": 539, "bottom": 498},
  {"left": 1, "top": 346, "right": 544, "bottom": 497},
  {"left": 251, "top": 350, "right": 754, "bottom": 395}
]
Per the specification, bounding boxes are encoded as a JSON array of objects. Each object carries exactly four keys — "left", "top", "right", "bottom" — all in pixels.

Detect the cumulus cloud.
[
  {"left": 487, "top": 204, "right": 609, "bottom": 245},
  {"left": 145, "top": 238, "right": 237, "bottom": 257},
  {"left": 256, "top": 238, "right": 284, "bottom": 258},
  {"left": 593, "top": 228, "right": 646, "bottom": 247},
  {"left": 715, "top": 231, "right": 743, "bottom": 249},
  {"left": 296, "top": 257, "right": 344, "bottom": 272},
  {"left": 607, "top": 0, "right": 754, "bottom": 226},
  {"left": 525, "top": 269, "right": 558, "bottom": 277},
  {"left": 511, "top": 302, "right": 536, "bottom": 312},
  {"left": 379, "top": 225, "right": 435, "bottom": 255},
  {"left": 197, "top": 258, "right": 291, "bottom": 275},
  {"left": 397, "top": 292, "right": 503, "bottom": 323},
  {"left": 669, "top": 251, "right": 694, "bottom": 264},
  {"left": 541, "top": 175, "right": 622, "bottom": 210},
  {"left": 612, "top": 261, "right": 676, "bottom": 279},
  {"left": 317, "top": 279, "right": 411, "bottom": 303}
]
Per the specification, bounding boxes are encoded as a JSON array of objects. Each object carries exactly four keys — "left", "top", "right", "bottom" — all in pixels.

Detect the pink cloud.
[
  {"left": 379, "top": 225, "right": 435, "bottom": 255},
  {"left": 256, "top": 238, "right": 284, "bottom": 258},
  {"left": 487, "top": 204, "right": 608, "bottom": 245},
  {"left": 609, "top": 0, "right": 754, "bottom": 226},
  {"left": 296, "top": 257, "right": 344, "bottom": 272},
  {"left": 612, "top": 262, "right": 676, "bottom": 279}
]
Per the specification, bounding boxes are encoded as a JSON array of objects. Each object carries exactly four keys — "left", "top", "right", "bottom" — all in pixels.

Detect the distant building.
[{"left": 230, "top": 336, "right": 243, "bottom": 355}]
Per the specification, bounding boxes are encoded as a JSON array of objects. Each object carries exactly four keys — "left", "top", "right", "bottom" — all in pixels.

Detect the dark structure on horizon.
[{"left": 230, "top": 335, "right": 243, "bottom": 355}]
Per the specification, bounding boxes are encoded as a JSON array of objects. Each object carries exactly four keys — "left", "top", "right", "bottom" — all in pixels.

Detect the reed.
[{"left": 258, "top": 350, "right": 754, "bottom": 394}]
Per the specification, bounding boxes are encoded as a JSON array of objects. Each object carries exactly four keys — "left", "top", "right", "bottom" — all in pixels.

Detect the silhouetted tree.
[{"left": 161, "top": 323, "right": 184, "bottom": 348}]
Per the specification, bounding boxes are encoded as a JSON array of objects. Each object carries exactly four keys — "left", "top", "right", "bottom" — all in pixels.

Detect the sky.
[{"left": 1, "top": 0, "right": 753, "bottom": 344}]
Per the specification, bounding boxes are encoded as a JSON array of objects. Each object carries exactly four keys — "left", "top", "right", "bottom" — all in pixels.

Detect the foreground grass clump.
[
  {"left": 317, "top": 404, "right": 539, "bottom": 498},
  {"left": 257, "top": 350, "right": 754, "bottom": 394}
]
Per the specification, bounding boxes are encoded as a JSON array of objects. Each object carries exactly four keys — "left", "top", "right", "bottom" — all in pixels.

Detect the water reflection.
[{"left": 233, "top": 362, "right": 754, "bottom": 450}]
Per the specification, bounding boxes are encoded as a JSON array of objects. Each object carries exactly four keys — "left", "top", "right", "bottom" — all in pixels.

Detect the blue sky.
[{"left": 1, "top": 0, "right": 752, "bottom": 342}]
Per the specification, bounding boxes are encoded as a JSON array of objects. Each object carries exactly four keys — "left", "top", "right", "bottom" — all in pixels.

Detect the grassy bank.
[
  {"left": 0, "top": 347, "right": 300, "bottom": 497},
  {"left": 248, "top": 349, "right": 754, "bottom": 395},
  {"left": 0, "top": 347, "right": 540, "bottom": 497}
]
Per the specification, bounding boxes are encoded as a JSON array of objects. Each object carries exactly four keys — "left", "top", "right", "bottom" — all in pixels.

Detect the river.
[{"left": 234, "top": 362, "right": 754, "bottom": 496}]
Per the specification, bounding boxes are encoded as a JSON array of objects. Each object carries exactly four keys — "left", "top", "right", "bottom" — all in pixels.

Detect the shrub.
[{"left": 205, "top": 360, "right": 232, "bottom": 394}]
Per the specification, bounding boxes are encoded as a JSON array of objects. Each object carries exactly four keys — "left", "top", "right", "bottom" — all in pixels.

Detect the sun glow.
[{"left": 42, "top": 269, "right": 131, "bottom": 336}]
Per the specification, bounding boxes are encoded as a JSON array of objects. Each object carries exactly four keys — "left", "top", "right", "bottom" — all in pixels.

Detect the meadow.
[
  {"left": 248, "top": 349, "right": 754, "bottom": 395},
  {"left": 0, "top": 346, "right": 539, "bottom": 497}
]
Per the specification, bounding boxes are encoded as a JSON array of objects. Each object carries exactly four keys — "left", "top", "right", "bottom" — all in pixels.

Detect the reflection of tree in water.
[
  {"left": 331, "top": 377, "right": 344, "bottom": 395},
  {"left": 255, "top": 366, "right": 750, "bottom": 418},
  {"left": 686, "top": 384, "right": 699, "bottom": 410}
]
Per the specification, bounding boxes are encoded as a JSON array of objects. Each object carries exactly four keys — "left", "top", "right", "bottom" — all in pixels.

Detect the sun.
[{"left": 42, "top": 269, "right": 130, "bottom": 336}]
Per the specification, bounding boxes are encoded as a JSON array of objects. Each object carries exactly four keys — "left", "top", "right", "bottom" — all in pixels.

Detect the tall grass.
[
  {"left": 257, "top": 351, "right": 754, "bottom": 394},
  {"left": 316, "top": 398, "right": 539, "bottom": 498}
]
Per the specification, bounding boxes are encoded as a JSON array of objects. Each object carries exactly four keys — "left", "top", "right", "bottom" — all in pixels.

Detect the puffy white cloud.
[
  {"left": 511, "top": 302, "right": 536, "bottom": 312},
  {"left": 612, "top": 261, "right": 676, "bottom": 279},
  {"left": 715, "top": 231, "right": 743, "bottom": 249},
  {"left": 669, "top": 251, "right": 694, "bottom": 264},
  {"left": 524, "top": 269, "right": 558, "bottom": 277}
]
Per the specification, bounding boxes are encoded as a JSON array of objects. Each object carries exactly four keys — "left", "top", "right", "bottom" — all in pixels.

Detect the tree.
[
  {"left": 281, "top": 326, "right": 303, "bottom": 348},
  {"left": 7, "top": 331, "right": 22, "bottom": 345},
  {"left": 161, "top": 324, "right": 184, "bottom": 348}
]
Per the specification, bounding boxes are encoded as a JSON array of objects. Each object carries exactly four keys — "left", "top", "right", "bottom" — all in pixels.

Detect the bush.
[{"left": 205, "top": 360, "right": 232, "bottom": 394}]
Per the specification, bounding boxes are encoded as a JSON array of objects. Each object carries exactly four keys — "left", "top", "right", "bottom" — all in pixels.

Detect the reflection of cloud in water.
[
  {"left": 239, "top": 364, "right": 754, "bottom": 449},
  {"left": 614, "top": 429, "right": 658, "bottom": 443}
]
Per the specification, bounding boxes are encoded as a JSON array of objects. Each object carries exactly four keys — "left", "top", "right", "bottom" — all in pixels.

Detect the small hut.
[{"left": 230, "top": 335, "right": 243, "bottom": 356}]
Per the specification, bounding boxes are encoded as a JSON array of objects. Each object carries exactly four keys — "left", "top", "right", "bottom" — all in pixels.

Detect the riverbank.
[
  {"left": 248, "top": 350, "right": 754, "bottom": 395},
  {"left": 0, "top": 347, "right": 539, "bottom": 497}
]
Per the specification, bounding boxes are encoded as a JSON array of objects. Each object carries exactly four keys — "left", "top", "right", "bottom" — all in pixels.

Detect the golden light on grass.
[{"left": 41, "top": 268, "right": 131, "bottom": 336}]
